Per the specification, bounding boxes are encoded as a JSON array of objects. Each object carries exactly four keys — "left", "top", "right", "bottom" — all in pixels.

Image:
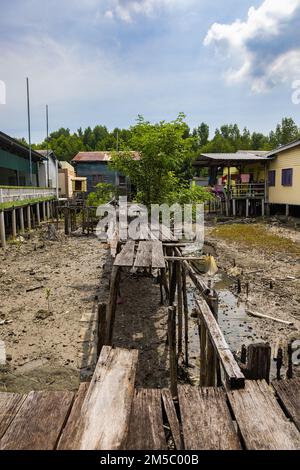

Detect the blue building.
[{"left": 71, "top": 151, "right": 136, "bottom": 194}]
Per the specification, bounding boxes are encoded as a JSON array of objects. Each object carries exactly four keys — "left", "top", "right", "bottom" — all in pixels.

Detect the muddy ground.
[
  {"left": 0, "top": 226, "right": 107, "bottom": 393},
  {"left": 1, "top": 217, "right": 299, "bottom": 393}
]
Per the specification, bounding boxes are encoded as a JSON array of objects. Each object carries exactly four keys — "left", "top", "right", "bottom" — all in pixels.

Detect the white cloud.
[
  {"left": 103, "top": 0, "right": 192, "bottom": 23},
  {"left": 204, "top": 0, "right": 300, "bottom": 92}
]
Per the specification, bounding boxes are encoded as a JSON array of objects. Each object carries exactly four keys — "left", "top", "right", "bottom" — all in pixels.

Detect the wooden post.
[
  {"left": 246, "top": 199, "right": 249, "bottom": 218},
  {"left": 169, "top": 260, "right": 177, "bottom": 306},
  {"left": 246, "top": 343, "right": 271, "bottom": 383},
  {"left": 182, "top": 266, "right": 189, "bottom": 367},
  {"left": 12, "top": 208, "right": 17, "bottom": 239},
  {"left": 287, "top": 342, "right": 293, "bottom": 379},
  {"left": 241, "top": 344, "right": 247, "bottom": 364},
  {"left": 27, "top": 205, "right": 31, "bottom": 230},
  {"left": 286, "top": 204, "right": 289, "bottom": 217},
  {"left": 237, "top": 277, "right": 242, "bottom": 294},
  {"left": 42, "top": 201, "right": 46, "bottom": 221},
  {"left": 46, "top": 201, "right": 50, "bottom": 219},
  {"left": 261, "top": 199, "right": 265, "bottom": 217},
  {"left": 232, "top": 198, "right": 236, "bottom": 217},
  {"left": 176, "top": 261, "right": 183, "bottom": 357},
  {"left": 276, "top": 347, "right": 283, "bottom": 380},
  {"left": 97, "top": 303, "right": 107, "bottom": 357},
  {"left": 19, "top": 207, "right": 24, "bottom": 234},
  {"left": 168, "top": 306, "right": 177, "bottom": 398},
  {"left": 160, "top": 268, "right": 169, "bottom": 301},
  {"left": 199, "top": 318, "right": 207, "bottom": 386},
  {"left": 0, "top": 211, "right": 6, "bottom": 249},
  {"left": 106, "top": 266, "right": 121, "bottom": 346},
  {"left": 36, "top": 203, "right": 40, "bottom": 226},
  {"left": 64, "top": 207, "right": 70, "bottom": 235},
  {"left": 206, "top": 288, "right": 219, "bottom": 386},
  {"left": 82, "top": 207, "right": 86, "bottom": 234}
]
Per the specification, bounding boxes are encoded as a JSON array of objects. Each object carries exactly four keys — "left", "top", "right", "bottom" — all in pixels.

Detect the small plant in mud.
[{"left": 45, "top": 288, "right": 51, "bottom": 314}]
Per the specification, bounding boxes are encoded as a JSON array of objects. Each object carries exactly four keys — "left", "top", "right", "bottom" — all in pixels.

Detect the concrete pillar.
[
  {"left": 232, "top": 199, "right": 236, "bottom": 217},
  {"left": 12, "top": 209, "right": 17, "bottom": 239},
  {"left": 0, "top": 211, "right": 6, "bottom": 249},
  {"left": 246, "top": 199, "right": 249, "bottom": 218},
  {"left": 19, "top": 207, "right": 24, "bottom": 234},
  {"left": 36, "top": 203, "right": 40, "bottom": 226},
  {"left": 261, "top": 199, "right": 265, "bottom": 217},
  {"left": 46, "top": 202, "right": 50, "bottom": 219},
  {"left": 286, "top": 204, "right": 289, "bottom": 217},
  {"left": 27, "top": 205, "right": 31, "bottom": 231},
  {"left": 43, "top": 201, "right": 46, "bottom": 221}
]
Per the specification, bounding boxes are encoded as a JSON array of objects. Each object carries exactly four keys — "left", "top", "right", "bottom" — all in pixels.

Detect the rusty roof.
[{"left": 72, "top": 151, "right": 140, "bottom": 163}]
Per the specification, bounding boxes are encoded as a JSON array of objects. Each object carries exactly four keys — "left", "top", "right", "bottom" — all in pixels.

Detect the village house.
[
  {"left": 58, "top": 161, "right": 87, "bottom": 198},
  {"left": 71, "top": 151, "right": 138, "bottom": 195},
  {"left": 265, "top": 139, "right": 300, "bottom": 217}
]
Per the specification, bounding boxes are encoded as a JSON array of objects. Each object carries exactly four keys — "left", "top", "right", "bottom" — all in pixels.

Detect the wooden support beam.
[
  {"left": 199, "top": 318, "right": 207, "bottom": 386},
  {"left": 0, "top": 211, "right": 6, "bottom": 249},
  {"left": 168, "top": 306, "right": 177, "bottom": 398},
  {"left": 27, "top": 205, "right": 31, "bottom": 230},
  {"left": 97, "top": 303, "right": 107, "bottom": 357},
  {"left": 36, "top": 203, "right": 41, "bottom": 226},
  {"left": 195, "top": 296, "right": 245, "bottom": 389},
  {"left": 165, "top": 256, "right": 205, "bottom": 261},
  {"left": 64, "top": 207, "right": 70, "bottom": 235},
  {"left": 106, "top": 266, "right": 121, "bottom": 346},
  {"left": 176, "top": 261, "right": 183, "bottom": 357},
  {"left": 182, "top": 266, "right": 189, "bottom": 367}
]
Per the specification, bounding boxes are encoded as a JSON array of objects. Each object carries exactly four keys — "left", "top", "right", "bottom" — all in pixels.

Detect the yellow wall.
[{"left": 268, "top": 146, "right": 300, "bottom": 205}]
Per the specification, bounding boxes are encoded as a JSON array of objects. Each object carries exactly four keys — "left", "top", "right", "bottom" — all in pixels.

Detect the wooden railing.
[{"left": 229, "top": 183, "right": 265, "bottom": 199}]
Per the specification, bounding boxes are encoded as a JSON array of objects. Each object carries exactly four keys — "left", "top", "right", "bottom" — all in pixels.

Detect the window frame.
[{"left": 281, "top": 168, "right": 293, "bottom": 187}]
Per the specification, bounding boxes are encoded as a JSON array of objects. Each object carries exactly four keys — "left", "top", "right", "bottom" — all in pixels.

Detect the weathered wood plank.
[
  {"left": 228, "top": 380, "right": 300, "bottom": 450},
  {"left": 273, "top": 378, "right": 300, "bottom": 433},
  {"left": 161, "top": 389, "right": 182, "bottom": 450},
  {"left": 65, "top": 346, "right": 138, "bottom": 450},
  {"left": 57, "top": 383, "right": 89, "bottom": 450},
  {"left": 134, "top": 241, "right": 153, "bottom": 268},
  {"left": 195, "top": 296, "right": 245, "bottom": 389},
  {"left": 0, "top": 393, "right": 26, "bottom": 439},
  {"left": 178, "top": 385, "right": 241, "bottom": 450},
  {"left": 0, "top": 341, "right": 6, "bottom": 365},
  {"left": 151, "top": 241, "right": 165, "bottom": 269},
  {"left": 114, "top": 240, "right": 135, "bottom": 267},
  {"left": 126, "top": 389, "right": 166, "bottom": 450},
  {"left": 0, "top": 391, "right": 74, "bottom": 450}
]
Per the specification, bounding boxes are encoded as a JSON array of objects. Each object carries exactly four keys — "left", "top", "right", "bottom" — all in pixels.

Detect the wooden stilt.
[
  {"left": 106, "top": 266, "right": 121, "bottom": 346},
  {"left": 160, "top": 269, "right": 169, "bottom": 301},
  {"left": 287, "top": 342, "right": 293, "bottom": 379},
  {"left": 245, "top": 343, "right": 271, "bottom": 383},
  {"left": 43, "top": 201, "right": 46, "bottom": 221},
  {"left": 0, "top": 211, "right": 6, "bottom": 249},
  {"left": 168, "top": 306, "right": 177, "bottom": 398},
  {"left": 27, "top": 205, "right": 31, "bottom": 231},
  {"left": 199, "top": 318, "right": 207, "bottom": 386},
  {"left": 64, "top": 207, "right": 70, "bottom": 235},
  {"left": 19, "top": 207, "right": 24, "bottom": 234},
  {"left": 246, "top": 199, "right": 249, "bottom": 218},
  {"left": 176, "top": 261, "right": 183, "bottom": 357},
  {"left": 182, "top": 266, "right": 189, "bottom": 367},
  {"left": 36, "top": 203, "right": 41, "bottom": 226},
  {"left": 169, "top": 261, "right": 177, "bottom": 306}
]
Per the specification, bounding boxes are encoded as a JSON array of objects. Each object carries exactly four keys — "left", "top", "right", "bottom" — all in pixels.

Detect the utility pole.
[
  {"left": 46, "top": 104, "right": 50, "bottom": 187},
  {"left": 26, "top": 78, "right": 32, "bottom": 186}
]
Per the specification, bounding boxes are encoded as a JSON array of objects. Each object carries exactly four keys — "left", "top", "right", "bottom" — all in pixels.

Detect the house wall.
[
  {"left": 75, "top": 162, "right": 118, "bottom": 192},
  {"left": 268, "top": 147, "right": 300, "bottom": 205},
  {"left": 38, "top": 157, "right": 58, "bottom": 189},
  {"left": 0, "top": 148, "right": 38, "bottom": 186}
]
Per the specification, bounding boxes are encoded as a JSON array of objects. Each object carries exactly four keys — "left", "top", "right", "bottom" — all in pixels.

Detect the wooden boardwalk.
[{"left": 0, "top": 347, "right": 300, "bottom": 450}]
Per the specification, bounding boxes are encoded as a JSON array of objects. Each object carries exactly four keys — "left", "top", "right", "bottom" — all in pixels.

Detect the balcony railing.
[
  {"left": 0, "top": 187, "right": 56, "bottom": 204},
  {"left": 229, "top": 183, "right": 265, "bottom": 199}
]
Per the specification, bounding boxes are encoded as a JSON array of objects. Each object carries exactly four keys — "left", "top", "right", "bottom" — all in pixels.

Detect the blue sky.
[{"left": 0, "top": 0, "right": 300, "bottom": 142}]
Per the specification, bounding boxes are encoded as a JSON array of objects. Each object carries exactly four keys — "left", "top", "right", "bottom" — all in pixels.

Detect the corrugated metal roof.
[
  {"left": 265, "top": 139, "right": 300, "bottom": 157},
  {"left": 200, "top": 152, "right": 269, "bottom": 161},
  {"left": 72, "top": 151, "right": 140, "bottom": 162}
]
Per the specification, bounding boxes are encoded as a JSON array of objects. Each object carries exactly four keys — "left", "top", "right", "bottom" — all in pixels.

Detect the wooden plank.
[
  {"left": 228, "top": 380, "right": 300, "bottom": 450},
  {"left": 178, "top": 385, "right": 241, "bottom": 450},
  {"left": 161, "top": 389, "right": 182, "bottom": 450},
  {"left": 0, "top": 341, "right": 6, "bottom": 365},
  {"left": 151, "top": 241, "right": 165, "bottom": 269},
  {"left": 0, "top": 393, "right": 26, "bottom": 439},
  {"left": 195, "top": 296, "right": 245, "bottom": 389},
  {"left": 57, "top": 383, "right": 89, "bottom": 450},
  {"left": 114, "top": 240, "right": 135, "bottom": 267},
  {"left": 64, "top": 346, "right": 138, "bottom": 450},
  {"left": 134, "top": 241, "right": 153, "bottom": 268},
  {"left": 0, "top": 391, "right": 74, "bottom": 450},
  {"left": 126, "top": 389, "right": 166, "bottom": 450},
  {"left": 273, "top": 378, "right": 300, "bottom": 432}
]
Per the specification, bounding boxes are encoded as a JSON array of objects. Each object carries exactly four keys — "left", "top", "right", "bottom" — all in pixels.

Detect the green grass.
[
  {"left": 0, "top": 196, "right": 55, "bottom": 211},
  {"left": 211, "top": 223, "right": 300, "bottom": 255},
  {"left": 0, "top": 185, "right": 50, "bottom": 190}
]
